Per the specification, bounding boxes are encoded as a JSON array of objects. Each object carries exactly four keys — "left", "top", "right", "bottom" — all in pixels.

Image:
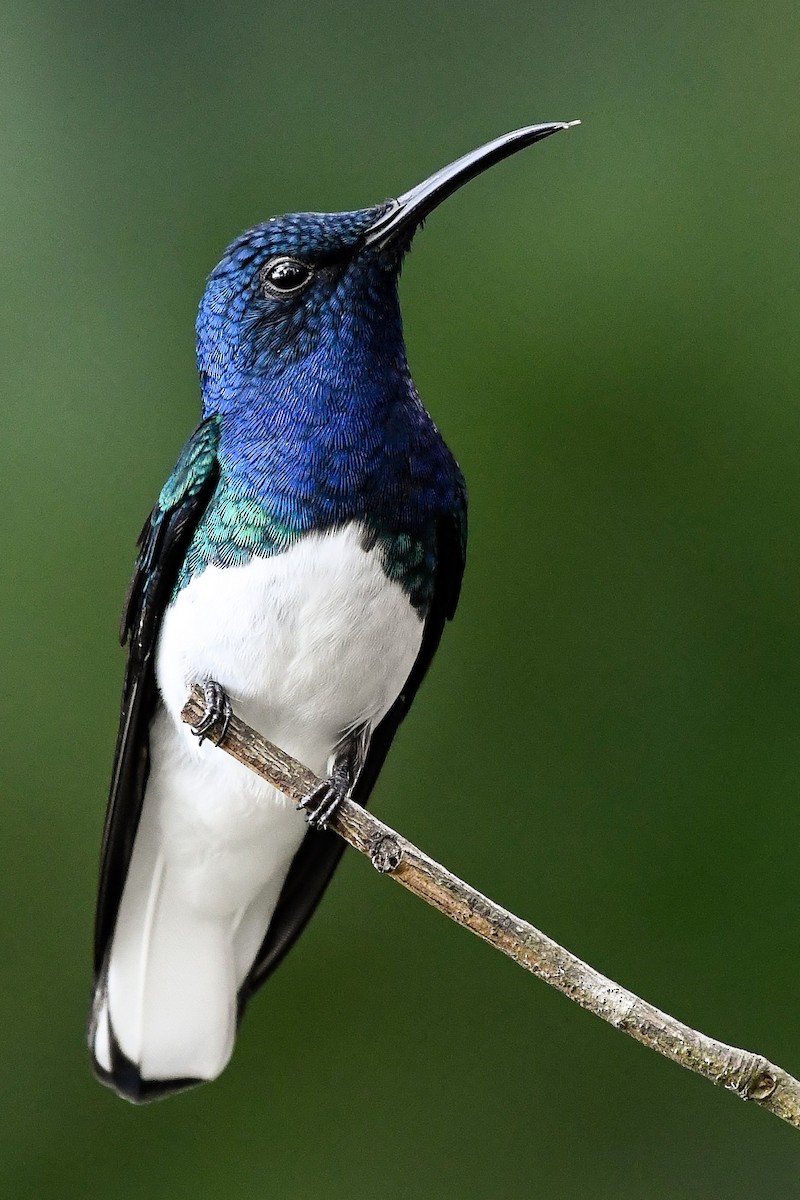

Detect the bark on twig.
[{"left": 181, "top": 684, "right": 800, "bottom": 1130}]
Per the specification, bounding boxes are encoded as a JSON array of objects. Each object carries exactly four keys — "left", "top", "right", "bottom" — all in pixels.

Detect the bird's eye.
[{"left": 260, "top": 256, "right": 313, "bottom": 297}]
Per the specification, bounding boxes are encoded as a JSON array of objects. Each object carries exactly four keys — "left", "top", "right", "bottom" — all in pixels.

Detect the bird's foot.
[
  {"left": 298, "top": 779, "right": 345, "bottom": 830},
  {"left": 190, "top": 680, "right": 232, "bottom": 746}
]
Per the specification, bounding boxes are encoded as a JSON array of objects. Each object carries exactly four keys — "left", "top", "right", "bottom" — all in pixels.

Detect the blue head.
[
  {"left": 196, "top": 123, "right": 577, "bottom": 417},
  {"left": 196, "top": 205, "right": 412, "bottom": 412}
]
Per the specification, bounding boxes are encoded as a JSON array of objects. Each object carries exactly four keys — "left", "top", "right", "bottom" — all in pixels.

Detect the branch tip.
[{"left": 179, "top": 684, "right": 800, "bottom": 1133}]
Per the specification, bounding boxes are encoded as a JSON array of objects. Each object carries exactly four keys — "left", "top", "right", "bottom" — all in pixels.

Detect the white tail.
[{"left": 91, "top": 808, "right": 238, "bottom": 1099}]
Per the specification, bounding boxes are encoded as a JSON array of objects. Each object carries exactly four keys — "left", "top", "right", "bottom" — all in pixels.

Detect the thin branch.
[{"left": 182, "top": 684, "right": 800, "bottom": 1130}]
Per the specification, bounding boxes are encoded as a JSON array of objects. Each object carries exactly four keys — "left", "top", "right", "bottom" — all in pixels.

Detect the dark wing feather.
[
  {"left": 239, "top": 507, "right": 467, "bottom": 1007},
  {"left": 93, "top": 419, "right": 220, "bottom": 974}
]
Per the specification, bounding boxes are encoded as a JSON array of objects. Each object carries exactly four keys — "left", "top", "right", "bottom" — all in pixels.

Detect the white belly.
[
  {"left": 151, "top": 521, "right": 424, "bottom": 914},
  {"left": 157, "top": 521, "right": 423, "bottom": 763}
]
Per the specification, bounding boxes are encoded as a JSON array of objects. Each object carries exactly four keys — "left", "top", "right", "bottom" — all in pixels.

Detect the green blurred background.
[{"left": 3, "top": 0, "right": 800, "bottom": 1195}]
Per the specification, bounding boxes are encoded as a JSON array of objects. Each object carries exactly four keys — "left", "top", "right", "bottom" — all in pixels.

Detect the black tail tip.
[{"left": 91, "top": 1023, "right": 204, "bottom": 1105}]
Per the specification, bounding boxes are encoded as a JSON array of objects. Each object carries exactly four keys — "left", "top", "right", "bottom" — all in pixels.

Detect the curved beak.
[{"left": 364, "top": 121, "right": 580, "bottom": 251}]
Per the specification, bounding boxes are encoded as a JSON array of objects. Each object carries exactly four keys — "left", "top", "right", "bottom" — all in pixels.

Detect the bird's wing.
[
  {"left": 239, "top": 500, "right": 468, "bottom": 1007},
  {"left": 93, "top": 417, "right": 221, "bottom": 975}
]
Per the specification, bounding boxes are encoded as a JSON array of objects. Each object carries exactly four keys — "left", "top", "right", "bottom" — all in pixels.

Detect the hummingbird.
[{"left": 89, "top": 121, "right": 578, "bottom": 1102}]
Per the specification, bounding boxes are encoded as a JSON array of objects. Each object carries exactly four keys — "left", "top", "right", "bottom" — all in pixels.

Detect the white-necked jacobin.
[{"left": 89, "top": 122, "right": 578, "bottom": 1102}]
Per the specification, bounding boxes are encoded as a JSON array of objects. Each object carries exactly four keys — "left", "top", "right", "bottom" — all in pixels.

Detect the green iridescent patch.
[
  {"left": 372, "top": 527, "right": 436, "bottom": 611},
  {"left": 174, "top": 482, "right": 433, "bottom": 611},
  {"left": 158, "top": 417, "right": 221, "bottom": 512},
  {"left": 174, "top": 483, "right": 301, "bottom": 592}
]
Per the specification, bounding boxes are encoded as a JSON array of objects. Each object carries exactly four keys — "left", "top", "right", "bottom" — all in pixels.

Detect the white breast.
[
  {"left": 150, "top": 520, "right": 424, "bottom": 935},
  {"left": 156, "top": 521, "right": 424, "bottom": 771}
]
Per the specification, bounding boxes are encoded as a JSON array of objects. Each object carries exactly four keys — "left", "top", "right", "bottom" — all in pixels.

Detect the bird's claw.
[
  {"left": 190, "top": 680, "right": 232, "bottom": 746},
  {"left": 298, "top": 779, "right": 345, "bottom": 830}
]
